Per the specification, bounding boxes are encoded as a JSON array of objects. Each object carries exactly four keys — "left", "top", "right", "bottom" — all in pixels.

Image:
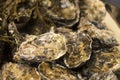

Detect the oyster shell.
[
  {"left": 64, "top": 31, "right": 92, "bottom": 68},
  {"left": 56, "top": 27, "right": 92, "bottom": 68},
  {"left": 13, "top": 0, "right": 35, "bottom": 29},
  {"left": 84, "top": 47, "right": 120, "bottom": 74},
  {"left": 79, "top": 0, "right": 106, "bottom": 22},
  {"left": 79, "top": 23, "right": 118, "bottom": 49},
  {"left": 13, "top": 30, "right": 67, "bottom": 63},
  {"left": 39, "top": 0, "right": 80, "bottom": 27},
  {"left": 1, "top": 62, "right": 40, "bottom": 80},
  {"left": 89, "top": 70, "right": 118, "bottom": 80},
  {"left": 38, "top": 62, "right": 79, "bottom": 80}
]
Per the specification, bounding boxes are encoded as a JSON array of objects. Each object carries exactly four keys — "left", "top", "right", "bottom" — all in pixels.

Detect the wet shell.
[
  {"left": 83, "top": 47, "right": 120, "bottom": 74},
  {"left": 13, "top": 31, "right": 67, "bottom": 63},
  {"left": 79, "top": 0, "right": 106, "bottom": 22},
  {"left": 39, "top": 0, "right": 80, "bottom": 27},
  {"left": 79, "top": 23, "right": 118, "bottom": 49},
  {"left": 1, "top": 62, "right": 40, "bottom": 80},
  {"left": 64, "top": 32, "right": 92, "bottom": 68},
  {"left": 89, "top": 70, "right": 118, "bottom": 80},
  {"left": 38, "top": 62, "right": 79, "bottom": 80}
]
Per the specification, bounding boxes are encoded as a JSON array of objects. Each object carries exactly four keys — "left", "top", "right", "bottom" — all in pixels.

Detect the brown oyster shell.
[
  {"left": 64, "top": 31, "right": 92, "bottom": 68},
  {"left": 38, "top": 62, "right": 79, "bottom": 80},
  {"left": 1, "top": 62, "right": 40, "bottom": 80},
  {"left": 79, "top": 23, "right": 118, "bottom": 49},
  {"left": 84, "top": 46, "right": 120, "bottom": 74},
  {"left": 13, "top": 31, "right": 67, "bottom": 63},
  {"left": 89, "top": 70, "right": 118, "bottom": 80},
  {"left": 79, "top": 0, "right": 106, "bottom": 22},
  {"left": 39, "top": 0, "right": 80, "bottom": 27},
  {"left": 56, "top": 27, "right": 92, "bottom": 68}
]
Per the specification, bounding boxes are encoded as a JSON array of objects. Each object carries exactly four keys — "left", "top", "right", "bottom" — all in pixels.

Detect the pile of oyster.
[{"left": 0, "top": 0, "right": 120, "bottom": 80}]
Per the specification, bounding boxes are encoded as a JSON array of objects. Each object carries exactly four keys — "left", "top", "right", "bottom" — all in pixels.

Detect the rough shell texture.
[
  {"left": 84, "top": 47, "right": 120, "bottom": 74},
  {"left": 13, "top": 31, "right": 67, "bottom": 63},
  {"left": 1, "top": 62, "right": 40, "bottom": 80},
  {"left": 38, "top": 62, "right": 79, "bottom": 80},
  {"left": 89, "top": 70, "right": 118, "bottom": 80},
  {"left": 79, "top": 23, "right": 118, "bottom": 49},
  {"left": 64, "top": 32, "right": 92, "bottom": 68},
  {"left": 39, "top": 0, "right": 80, "bottom": 27},
  {"left": 79, "top": 0, "right": 106, "bottom": 22}
]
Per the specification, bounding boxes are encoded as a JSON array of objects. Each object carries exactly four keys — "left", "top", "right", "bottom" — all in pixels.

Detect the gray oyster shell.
[
  {"left": 89, "top": 70, "right": 118, "bottom": 80},
  {"left": 13, "top": 31, "right": 67, "bottom": 63},
  {"left": 39, "top": 0, "right": 80, "bottom": 27},
  {"left": 79, "top": 0, "right": 106, "bottom": 22},
  {"left": 1, "top": 62, "right": 40, "bottom": 80},
  {"left": 38, "top": 62, "right": 79, "bottom": 80},
  {"left": 64, "top": 31, "right": 92, "bottom": 68}
]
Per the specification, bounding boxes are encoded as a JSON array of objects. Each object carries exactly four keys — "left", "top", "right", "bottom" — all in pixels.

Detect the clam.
[
  {"left": 38, "top": 62, "right": 79, "bottom": 80},
  {"left": 39, "top": 0, "right": 80, "bottom": 27},
  {"left": 1, "top": 62, "right": 40, "bottom": 80},
  {"left": 13, "top": 29, "right": 67, "bottom": 63}
]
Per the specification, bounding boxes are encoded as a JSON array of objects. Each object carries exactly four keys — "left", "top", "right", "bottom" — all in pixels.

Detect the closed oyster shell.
[
  {"left": 39, "top": 0, "right": 80, "bottom": 27},
  {"left": 14, "top": 31, "right": 67, "bottom": 63},
  {"left": 56, "top": 27, "right": 92, "bottom": 68},
  {"left": 79, "top": 23, "right": 118, "bottom": 49},
  {"left": 1, "top": 62, "right": 40, "bottom": 80},
  {"left": 64, "top": 32, "right": 92, "bottom": 68},
  {"left": 79, "top": 0, "right": 106, "bottom": 22},
  {"left": 38, "top": 62, "right": 79, "bottom": 80},
  {"left": 84, "top": 47, "right": 120, "bottom": 74},
  {"left": 89, "top": 70, "right": 118, "bottom": 80}
]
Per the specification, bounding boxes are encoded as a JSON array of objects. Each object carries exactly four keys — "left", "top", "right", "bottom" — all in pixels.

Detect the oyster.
[
  {"left": 89, "top": 70, "right": 118, "bottom": 80},
  {"left": 83, "top": 47, "right": 120, "bottom": 74},
  {"left": 1, "top": 62, "right": 40, "bottom": 80},
  {"left": 64, "top": 32, "right": 92, "bottom": 68},
  {"left": 13, "top": 0, "right": 35, "bottom": 29},
  {"left": 13, "top": 30, "right": 67, "bottom": 63},
  {"left": 79, "top": 0, "right": 106, "bottom": 22},
  {"left": 38, "top": 62, "right": 79, "bottom": 80},
  {"left": 79, "top": 22, "right": 118, "bottom": 49},
  {"left": 56, "top": 27, "right": 92, "bottom": 68},
  {"left": 39, "top": 0, "right": 80, "bottom": 27}
]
